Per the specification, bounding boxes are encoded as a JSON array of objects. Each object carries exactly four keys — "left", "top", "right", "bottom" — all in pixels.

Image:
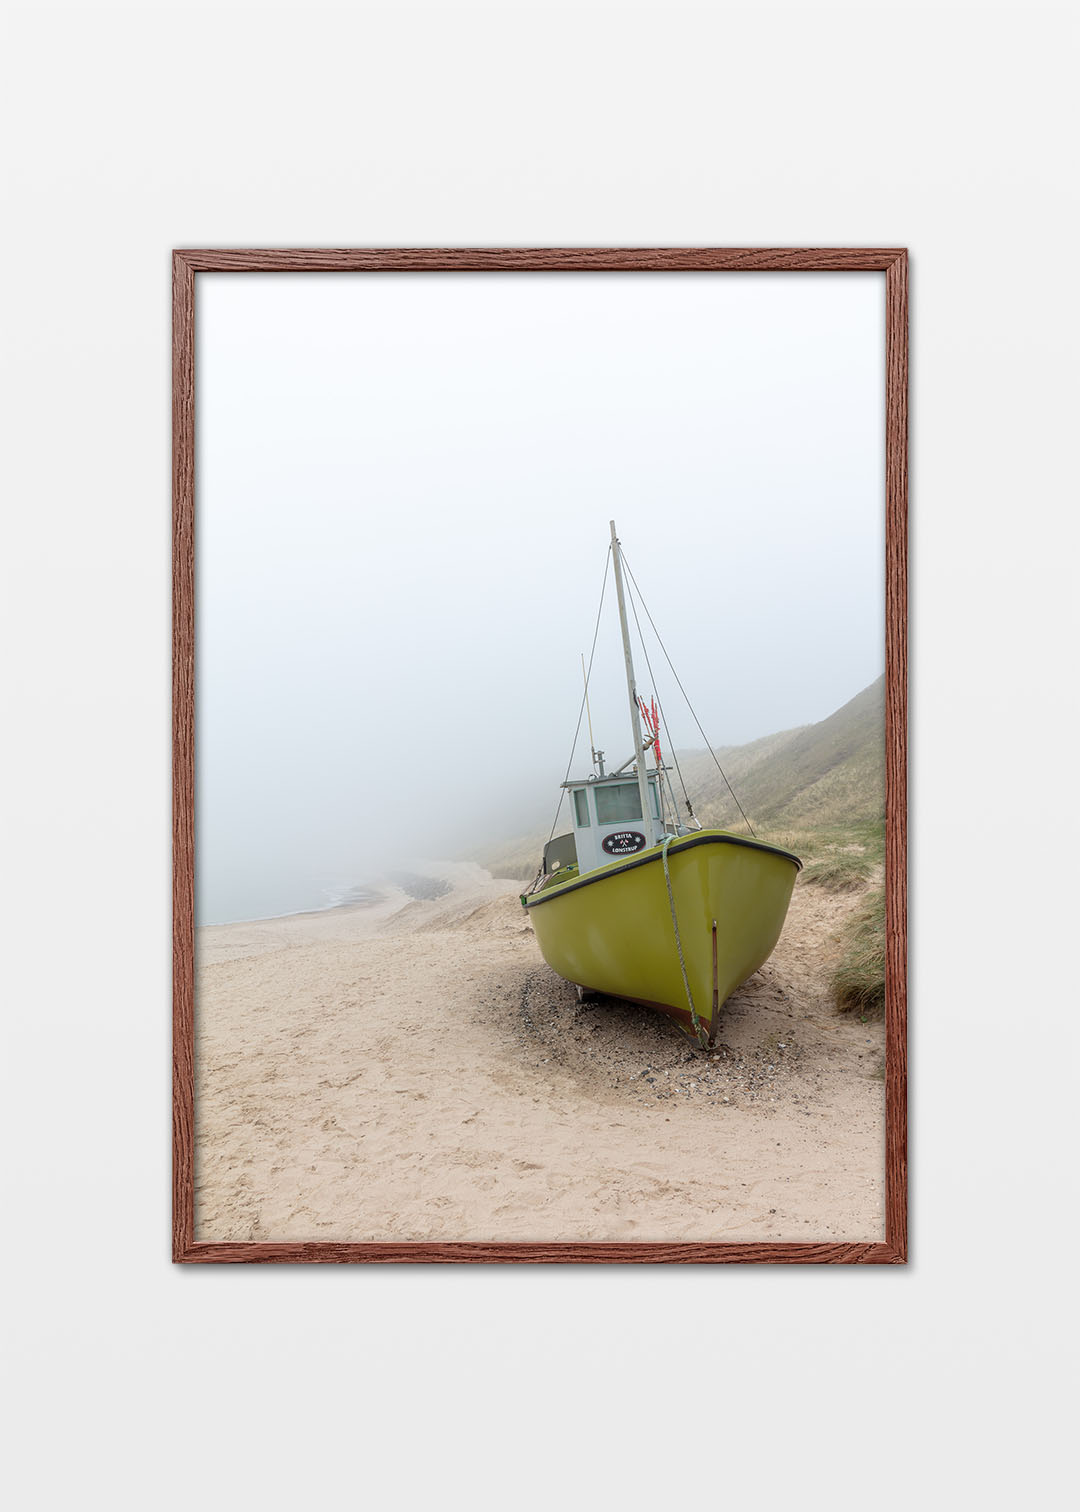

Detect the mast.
[{"left": 609, "top": 520, "right": 655, "bottom": 843}]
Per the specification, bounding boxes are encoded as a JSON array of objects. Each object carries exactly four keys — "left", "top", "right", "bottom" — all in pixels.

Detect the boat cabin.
[{"left": 550, "top": 771, "right": 665, "bottom": 878}]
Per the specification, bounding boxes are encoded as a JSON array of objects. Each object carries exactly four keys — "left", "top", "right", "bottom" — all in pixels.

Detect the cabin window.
[
  {"left": 649, "top": 781, "right": 661, "bottom": 819},
  {"left": 594, "top": 782, "right": 643, "bottom": 824},
  {"left": 573, "top": 789, "right": 591, "bottom": 827}
]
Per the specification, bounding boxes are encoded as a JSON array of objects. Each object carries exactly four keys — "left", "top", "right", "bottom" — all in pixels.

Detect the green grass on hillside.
[
  {"left": 832, "top": 887, "right": 886, "bottom": 1017},
  {"left": 684, "top": 675, "right": 886, "bottom": 835},
  {"left": 796, "top": 818, "right": 885, "bottom": 893},
  {"left": 801, "top": 851, "right": 876, "bottom": 892}
]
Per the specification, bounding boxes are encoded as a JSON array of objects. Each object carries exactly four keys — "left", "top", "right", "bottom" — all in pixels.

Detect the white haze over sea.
[{"left": 196, "top": 272, "right": 884, "bottom": 924}]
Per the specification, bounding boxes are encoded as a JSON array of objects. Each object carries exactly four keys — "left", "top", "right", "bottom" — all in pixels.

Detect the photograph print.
[{"left": 174, "top": 248, "right": 907, "bottom": 1262}]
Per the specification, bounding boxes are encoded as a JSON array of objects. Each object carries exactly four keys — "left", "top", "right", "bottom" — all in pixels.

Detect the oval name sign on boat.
[{"left": 602, "top": 830, "right": 646, "bottom": 856}]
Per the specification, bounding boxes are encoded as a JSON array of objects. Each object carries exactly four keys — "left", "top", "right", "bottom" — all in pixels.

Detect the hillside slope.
[{"left": 684, "top": 675, "right": 885, "bottom": 833}]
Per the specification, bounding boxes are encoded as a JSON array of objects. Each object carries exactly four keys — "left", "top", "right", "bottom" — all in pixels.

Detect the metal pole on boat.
[{"left": 609, "top": 520, "right": 655, "bottom": 844}]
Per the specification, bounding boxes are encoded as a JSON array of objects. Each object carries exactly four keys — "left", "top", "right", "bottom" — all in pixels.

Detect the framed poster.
[{"left": 174, "top": 248, "right": 907, "bottom": 1263}]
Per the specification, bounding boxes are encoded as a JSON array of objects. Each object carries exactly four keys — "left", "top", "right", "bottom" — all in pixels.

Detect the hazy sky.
[{"left": 197, "top": 271, "right": 884, "bottom": 923}]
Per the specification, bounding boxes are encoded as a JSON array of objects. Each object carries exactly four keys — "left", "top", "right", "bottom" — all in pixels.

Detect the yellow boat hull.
[{"left": 522, "top": 830, "right": 800, "bottom": 1044}]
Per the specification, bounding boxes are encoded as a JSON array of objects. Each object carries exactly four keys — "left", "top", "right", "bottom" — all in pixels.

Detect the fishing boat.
[{"left": 521, "top": 521, "right": 801, "bottom": 1048}]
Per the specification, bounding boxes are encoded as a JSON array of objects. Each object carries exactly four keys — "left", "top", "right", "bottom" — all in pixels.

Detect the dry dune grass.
[{"left": 831, "top": 888, "right": 887, "bottom": 1017}]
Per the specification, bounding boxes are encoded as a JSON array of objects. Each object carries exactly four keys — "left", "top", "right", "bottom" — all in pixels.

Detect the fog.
[{"left": 196, "top": 271, "right": 884, "bottom": 923}]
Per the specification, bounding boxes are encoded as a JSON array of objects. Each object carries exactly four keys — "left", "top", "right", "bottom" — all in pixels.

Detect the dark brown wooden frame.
[{"left": 173, "top": 248, "right": 907, "bottom": 1264}]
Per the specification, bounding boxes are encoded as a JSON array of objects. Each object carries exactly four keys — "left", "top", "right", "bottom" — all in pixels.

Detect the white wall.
[{"left": 3, "top": 2, "right": 1075, "bottom": 1508}]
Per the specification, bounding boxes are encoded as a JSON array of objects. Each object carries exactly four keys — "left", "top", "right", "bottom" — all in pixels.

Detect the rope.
[
  {"left": 622, "top": 553, "right": 757, "bottom": 838},
  {"left": 661, "top": 835, "right": 708, "bottom": 1048},
  {"left": 546, "top": 544, "right": 612, "bottom": 844}
]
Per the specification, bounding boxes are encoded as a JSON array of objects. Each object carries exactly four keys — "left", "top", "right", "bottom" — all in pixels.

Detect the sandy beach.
[{"left": 195, "top": 864, "right": 885, "bottom": 1243}]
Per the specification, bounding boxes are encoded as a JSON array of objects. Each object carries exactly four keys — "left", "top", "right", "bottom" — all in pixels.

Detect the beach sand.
[{"left": 195, "top": 865, "right": 885, "bottom": 1243}]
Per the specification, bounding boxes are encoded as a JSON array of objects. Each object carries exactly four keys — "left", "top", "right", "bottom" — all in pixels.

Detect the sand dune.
[{"left": 195, "top": 867, "right": 885, "bottom": 1243}]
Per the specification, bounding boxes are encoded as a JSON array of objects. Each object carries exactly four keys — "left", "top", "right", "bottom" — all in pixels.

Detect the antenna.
[{"left": 581, "top": 653, "right": 606, "bottom": 774}]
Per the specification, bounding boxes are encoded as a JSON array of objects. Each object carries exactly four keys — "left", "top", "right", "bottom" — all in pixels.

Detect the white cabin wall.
[{"left": 568, "top": 775, "right": 664, "bottom": 875}]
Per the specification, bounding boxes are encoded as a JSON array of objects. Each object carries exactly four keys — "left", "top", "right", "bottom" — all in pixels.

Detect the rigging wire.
[
  {"left": 622, "top": 551, "right": 757, "bottom": 838},
  {"left": 623, "top": 574, "right": 698, "bottom": 828},
  {"left": 626, "top": 579, "right": 696, "bottom": 828},
  {"left": 546, "top": 544, "right": 612, "bottom": 844}
]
